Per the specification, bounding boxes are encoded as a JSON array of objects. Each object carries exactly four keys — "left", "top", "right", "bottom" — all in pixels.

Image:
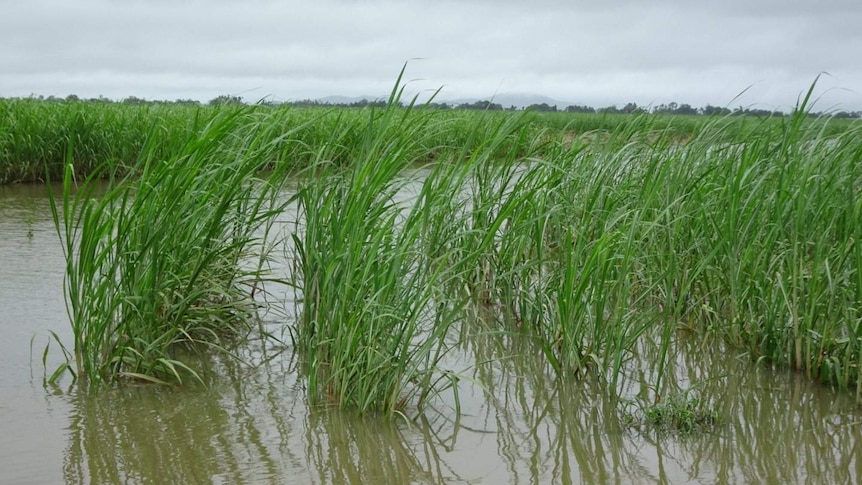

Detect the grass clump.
[
  {"left": 48, "top": 107, "right": 287, "bottom": 386},
  {"left": 626, "top": 390, "right": 721, "bottom": 435},
  {"left": 0, "top": 98, "right": 211, "bottom": 184},
  {"left": 290, "top": 73, "right": 467, "bottom": 414},
  {"left": 642, "top": 393, "right": 721, "bottom": 435}
]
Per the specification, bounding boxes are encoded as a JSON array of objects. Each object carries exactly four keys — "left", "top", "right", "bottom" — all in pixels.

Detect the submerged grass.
[
  {"left": 630, "top": 94, "right": 862, "bottom": 399},
  {"left": 435, "top": 87, "right": 862, "bottom": 401},
  {"left": 632, "top": 390, "right": 721, "bottom": 435},
  {"left": 290, "top": 74, "right": 475, "bottom": 414},
  {"left": 37, "top": 73, "right": 862, "bottom": 413},
  {"left": 48, "top": 107, "right": 290, "bottom": 386}
]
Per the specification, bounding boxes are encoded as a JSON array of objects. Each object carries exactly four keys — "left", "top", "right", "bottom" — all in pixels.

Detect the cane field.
[{"left": 1, "top": 77, "right": 861, "bottom": 483}]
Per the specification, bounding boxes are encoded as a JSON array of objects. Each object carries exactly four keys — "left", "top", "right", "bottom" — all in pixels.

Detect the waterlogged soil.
[{"left": 2, "top": 183, "right": 861, "bottom": 484}]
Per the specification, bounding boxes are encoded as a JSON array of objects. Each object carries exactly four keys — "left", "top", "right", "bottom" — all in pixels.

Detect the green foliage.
[
  {"left": 0, "top": 99, "right": 210, "bottom": 184},
  {"left": 636, "top": 391, "right": 721, "bottom": 435},
  {"left": 48, "top": 107, "right": 289, "bottom": 386},
  {"left": 290, "top": 73, "right": 471, "bottom": 414},
  {"left": 7, "top": 96, "right": 833, "bottom": 186},
  {"left": 30, "top": 74, "right": 862, "bottom": 415}
]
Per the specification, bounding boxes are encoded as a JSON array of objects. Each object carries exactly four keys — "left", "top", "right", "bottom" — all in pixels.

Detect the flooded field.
[{"left": 2, "top": 183, "right": 860, "bottom": 484}]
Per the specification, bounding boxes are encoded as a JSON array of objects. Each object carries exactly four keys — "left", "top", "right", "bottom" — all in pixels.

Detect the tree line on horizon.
[{"left": 8, "top": 93, "right": 862, "bottom": 119}]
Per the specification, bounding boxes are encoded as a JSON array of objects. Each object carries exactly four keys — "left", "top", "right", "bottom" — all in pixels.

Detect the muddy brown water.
[{"left": 1, "top": 183, "right": 860, "bottom": 484}]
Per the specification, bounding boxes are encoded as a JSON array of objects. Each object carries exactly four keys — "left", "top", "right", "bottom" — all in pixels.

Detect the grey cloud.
[{"left": 1, "top": 0, "right": 860, "bottom": 109}]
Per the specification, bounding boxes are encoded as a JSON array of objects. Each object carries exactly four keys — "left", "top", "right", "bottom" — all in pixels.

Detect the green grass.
[
  {"left": 289, "top": 76, "right": 473, "bottom": 414},
  {"left": 47, "top": 107, "right": 291, "bottom": 386},
  {"left": 634, "top": 390, "right": 721, "bottom": 435},
  {"left": 7, "top": 95, "right": 842, "bottom": 185},
  {"left": 0, "top": 99, "right": 213, "bottom": 184},
  {"left": 32, "top": 75, "right": 862, "bottom": 414}
]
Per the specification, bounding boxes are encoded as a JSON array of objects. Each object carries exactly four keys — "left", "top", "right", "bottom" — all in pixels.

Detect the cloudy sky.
[{"left": 2, "top": 0, "right": 861, "bottom": 111}]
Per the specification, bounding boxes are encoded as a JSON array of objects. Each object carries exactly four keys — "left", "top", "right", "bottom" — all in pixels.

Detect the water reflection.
[
  {"left": 62, "top": 317, "right": 857, "bottom": 484},
  {"left": 61, "top": 351, "right": 296, "bottom": 484},
  {"left": 304, "top": 410, "right": 455, "bottom": 484},
  {"left": 455, "top": 320, "right": 649, "bottom": 484},
  {"left": 60, "top": 345, "right": 461, "bottom": 484},
  {"left": 454, "top": 319, "right": 861, "bottom": 484},
  {"left": 647, "top": 337, "right": 862, "bottom": 484}
]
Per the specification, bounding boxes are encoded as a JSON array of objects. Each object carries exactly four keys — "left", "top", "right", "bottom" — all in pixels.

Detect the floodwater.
[{"left": 1, "top": 182, "right": 860, "bottom": 484}]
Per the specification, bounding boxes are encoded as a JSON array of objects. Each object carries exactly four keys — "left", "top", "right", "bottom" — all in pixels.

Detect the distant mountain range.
[{"left": 315, "top": 93, "right": 577, "bottom": 109}]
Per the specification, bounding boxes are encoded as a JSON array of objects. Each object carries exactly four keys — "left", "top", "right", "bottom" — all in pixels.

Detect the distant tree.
[
  {"left": 751, "top": 108, "right": 781, "bottom": 117},
  {"left": 526, "top": 103, "right": 557, "bottom": 112},
  {"left": 122, "top": 96, "right": 147, "bottom": 105},
  {"left": 208, "top": 94, "right": 244, "bottom": 106},
  {"left": 285, "top": 99, "right": 325, "bottom": 108},
  {"left": 86, "top": 96, "right": 112, "bottom": 104},
  {"left": 458, "top": 100, "right": 503, "bottom": 111},
  {"left": 675, "top": 103, "right": 698, "bottom": 115},
  {"left": 621, "top": 102, "right": 643, "bottom": 114},
  {"left": 564, "top": 105, "right": 595, "bottom": 113},
  {"left": 345, "top": 98, "right": 390, "bottom": 108},
  {"left": 700, "top": 105, "right": 731, "bottom": 116},
  {"left": 833, "top": 110, "right": 862, "bottom": 119},
  {"left": 733, "top": 106, "right": 783, "bottom": 117},
  {"left": 652, "top": 102, "right": 679, "bottom": 115},
  {"left": 65, "top": 94, "right": 80, "bottom": 102},
  {"left": 173, "top": 98, "right": 201, "bottom": 106}
]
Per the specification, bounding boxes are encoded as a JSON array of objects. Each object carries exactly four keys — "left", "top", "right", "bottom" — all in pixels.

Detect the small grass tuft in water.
[{"left": 627, "top": 390, "right": 721, "bottom": 435}]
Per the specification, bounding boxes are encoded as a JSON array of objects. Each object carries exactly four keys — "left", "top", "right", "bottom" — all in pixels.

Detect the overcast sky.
[{"left": 2, "top": 0, "right": 861, "bottom": 111}]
